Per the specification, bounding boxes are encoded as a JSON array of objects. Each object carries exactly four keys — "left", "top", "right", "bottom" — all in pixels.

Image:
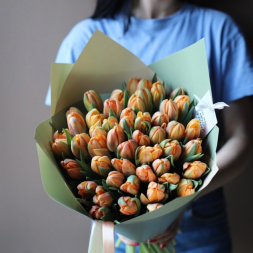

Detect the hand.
[{"left": 117, "top": 233, "right": 139, "bottom": 247}]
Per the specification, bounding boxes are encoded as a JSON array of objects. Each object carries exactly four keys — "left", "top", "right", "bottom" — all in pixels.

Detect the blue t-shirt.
[{"left": 45, "top": 3, "right": 253, "bottom": 106}]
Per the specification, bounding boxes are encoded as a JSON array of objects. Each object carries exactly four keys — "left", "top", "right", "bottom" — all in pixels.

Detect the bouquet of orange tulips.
[{"left": 35, "top": 31, "right": 220, "bottom": 253}]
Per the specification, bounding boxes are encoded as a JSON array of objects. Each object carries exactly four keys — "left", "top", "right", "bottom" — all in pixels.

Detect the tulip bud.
[
  {"left": 71, "top": 133, "right": 90, "bottom": 159},
  {"left": 89, "top": 121, "right": 102, "bottom": 136},
  {"left": 159, "top": 99, "right": 179, "bottom": 121},
  {"left": 136, "top": 144, "right": 163, "bottom": 165},
  {"left": 107, "top": 124, "right": 126, "bottom": 152},
  {"left": 119, "top": 116, "right": 134, "bottom": 134},
  {"left": 77, "top": 181, "right": 97, "bottom": 200},
  {"left": 90, "top": 126, "right": 107, "bottom": 139},
  {"left": 106, "top": 171, "right": 125, "bottom": 188},
  {"left": 151, "top": 112, "right": 169, "bottom": 127},
  {"left": 151, "top": 81, "right": 166, "bottom": 110},
  {"left": 116, "top": 140, "right": 138, "bottom": 162},
  {"left": 159, "top": 139, "right": 182, "bottom": 161},
  {"left": 136, "top": 87, "right": 153, "bottom": 113},
  {"left": 140, "top": 193, "right": 151, "bottom": 205},
  {"left": 134, "top": 111, "right": 152, "bottom": 135},
  {"left": 152, "top": 158, "right": 171, "bottom": 177},
  {"left": 61, "top": 159, "right": 84, "bottom": 180},
  {"left": 53, "top": 129, "right": 70, "bottom": 141},
  {"left": 137, "top": 78, "right": 152, "bottom": 91},
  {"left": 173, "top": 95, "right": 190, "bottom": 116},
  {"left": 182, "top": 161, "right": 207, "bottom": 179},
  {"left": 83, "top": 90, "right": 103, "bottom": 112},
  {"left": 120, "top": 175, "right": 140, "bottom": 195},
  {"left": 149, "top": 124, "right": 166, "bottom": 145},
  {"left": 118, "top": 196, "right": 140, "bottom": 216},
  {"left": 86, "top": 108, "right": 105, "bottom": 129},
  {"left": 103, "top": 99, "right": 123, "bottom": 118},
  {"left": 181, "top": 138, "right": 202, "bottom": 159},
  {"left": 110, "top": 89, "right": 124, "bottom": 106},
  {"left": 120, "top": 108, "right": 136, "bottom": 121},
  {"left": 170, "top": 87, "right": 185, "bottom": 99},
  {"left": 89, "top": 205, "right": 110, "bottom": 220},
  {"left": 102, "top": 116, "right": 118, "bottom": 132},
  {"left": 91, "top": 156, "right": 112, "bottom": 177},
  {"left": 67, "top": 112, "right": 87, "bottom": 135},
  {"left": 147, "top": 182, "right": 165, "bottom": 202},
  {"left": 158, "top": 173, "right": 180, "bottom": 184},
  {"left": 88, "top": 136, "right": 112, "bottom": 158},
  {"left": 136, "top": 165, "right": 157, "bottom": 183},
  {"left": 126, "top": 77, "right": 140, "bottom": 96},
  {"left": 147, "top": 203, "right": 164, "bottom": 212},
  {"left": 177, "top": 179, "right": 195, "bottom": 197},
  {"left": 185, "top": 119, "right": 201, "bottom": 141},
  {"left": 132, "top": 130, "right": 151, "bottom": 146},
  {"left": 66, "top": 107, "right": 84, "bottom": 119},
  {"left": 50, "top": 138, "right": 71, "bottom": 157},
  {"left": 166, "top": 121, "right": 185, "bottom": 141},
  {"left": 127, "top": 93, "right": 146, "bottom": 112},
  {"left": 93, "top": 186, "right": 114, "bottom": 207},
  {"left": 111, "top": 158, "right": 136, "bottom": 176}
]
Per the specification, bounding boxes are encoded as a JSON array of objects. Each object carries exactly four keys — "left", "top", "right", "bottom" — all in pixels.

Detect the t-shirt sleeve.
[{"left": 221, "top": 31, "right": 253, "bottom": 103}]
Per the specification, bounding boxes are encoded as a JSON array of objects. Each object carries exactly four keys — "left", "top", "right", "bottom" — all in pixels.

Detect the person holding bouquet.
[{"left": 45, "top": 0, "right": 253, "bottom": 252}]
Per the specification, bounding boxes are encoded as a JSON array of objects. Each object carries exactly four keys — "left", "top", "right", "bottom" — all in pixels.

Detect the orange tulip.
[
  {"left": 136, "top": 165, "right": 157, "bottom": 183},
  {"left": 159, "top": 99, "right": 178, "bottom": 121},
  {"left": 166, "top": 121, "right": 185, "bottom": 141},
  {"left": 67, "top": 111, "right": 87, "bottom": 135},
  {"left": 107, "top": 123, "right": 126, "bottom": 152},
  {"left": 147, "top": 182, "right": 165, "bottom": 202},
  {"left": 111, "top": 158, "right": 136, "bottom": 176},
  {"left": 137, "top": 78, "right": 152, "bottom": 90},
  {"left": 185, "top": 119, "right": 201, "bottom": 141},
  {"left": 158, "top": 173, "right": 180, "bottom": 184},
  {"left": 118, "top": 196, "right": 139, "bottom": 215},
  {"left": 181, "top": 138, "right": 202, "bottom": 159},
  {"left": 110, "top": 89, "right": 124, "bottom": 106},
  {"left": 77, "top": 181, "right": 97, "bottom": 200},
  {"left": 147, "top": 203, "right": 164, "bottom": 212},
  {"left": 136, "top": 87, "right": 153, "bottom": 112},
  {"left": 66, "top": 107, "right": 84, "bottom": 119},
  {"left": 102, "top": 116, "right": 118, "bottom": 132},
  {"left": 71, "top": 133, "right": 90, "bottom": 159},
  {"left": 90, "top": 126, "right": 107, "bottom": 139},
  {"left": 134, "top": 111, "right": 152, "bottom": 134},
  {"left": 136, "top": 144, "right": 163, "bottom": 165},
  {"left": 149, "top": 124, "right": 167, "bottom": 145},
  {"left": 50, "top": 138, "right": 71, "bottom": 157},
  {"left": 120, "top": 175, "right": 140, "bottom": 195},
  {"left": 86, "top": 108, "right": 105, "bottom": 129},
  {"left": 159, "top": 139, "right": 182, "bottom": 161},
  {"left": 93, "top": 186, "right": 114, "bottom": 208},
  {"left": 177, "top": 179, "right": 195, "bottom": 197},
  {"left": 127, "top": 93, "right": 146, "bottom": 112},
  {"left": 151, "top": 81, "right": 166, "bottom": 110},
  {"left": 106, "top": 171, "right": 125, "bottom": 188},
  {"left": 83, "top": 90, "right": 103, "bottom": 112},
  {"left": 103, "top": 99, "right": 123, "bottom": 118},
  {"left": 182, "top": 161, "right": 207, "bottom": 179},
  {"left": 132, "top": 130, "right": 150, "bottom": 146},
  {"left": 151, "top": 112, "right": 169, "bottom": 127},
  {"left": 53, "top": 129, "right": 70, "bottom": 141},
  {"left": 126, "top": 77, "right": 140, "bottom": 96},
  {"left": 89, "top": 205, "right": 110, "bottom": 220},
  {"left": 91, "top": 156, "right": 112, "bottom": 177},
  {"left": 120, "top": 108, "right": 136, "bottom": 121},
  {"left": 116, "top": 140, "right": 138, "bottom": 162},
  {"left": 61, "top": 159, "right": 84, "bottom": 180},
  {"left": 152, "top": 158, "right": 171, "bottom": 177},
  {"left": 173, "top": 95, "right": 190, "bottom": 116},
  {"left": 119, "top": 116, "right": 134, "bottom": 134},
  {"left": 88, "top": 136, "right": 112, "bottom": 158}
]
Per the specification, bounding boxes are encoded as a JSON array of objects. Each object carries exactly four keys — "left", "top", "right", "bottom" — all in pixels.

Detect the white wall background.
[{"left": 0, "top": 1, "right": 252, "bottom": 253}]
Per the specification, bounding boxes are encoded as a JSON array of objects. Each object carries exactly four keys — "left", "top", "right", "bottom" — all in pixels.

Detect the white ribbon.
[{"left": 194, "top": 94, "right": 229, "bottom": 111}]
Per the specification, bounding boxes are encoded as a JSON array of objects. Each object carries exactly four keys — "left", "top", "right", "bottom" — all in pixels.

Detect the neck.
[{"left": 132, "top": 0, "right": 183, "bottom": 19}]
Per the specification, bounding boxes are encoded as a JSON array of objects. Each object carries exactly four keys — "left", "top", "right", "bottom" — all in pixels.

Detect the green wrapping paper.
[{"left": 35, "top": 30, "right": 219, "bottom": 245}]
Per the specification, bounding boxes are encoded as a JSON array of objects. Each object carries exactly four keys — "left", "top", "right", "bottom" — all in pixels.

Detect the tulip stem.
[
  {"left": 125, "top": 245, "right": 136, "bottom": 253},
  {"left": 115, "top": 238, "right": 122, "bottom": 248}
]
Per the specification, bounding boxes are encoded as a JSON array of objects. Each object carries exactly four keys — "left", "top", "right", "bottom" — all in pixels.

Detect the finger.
[{"left": 117, "top": 234, "right": 139, "bottom": 246}]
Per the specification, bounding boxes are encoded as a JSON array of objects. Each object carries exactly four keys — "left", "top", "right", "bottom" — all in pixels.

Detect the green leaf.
[
  {"left": 123, "top": 90, "right": 130, "bottom": 109},
  {"left": 165, "top": 155, "right": 176, "bottom": 168},
  {"left": 75, "top": 198, "right": 94, "bottom": 207},
  {"left": 135, "top": 146, "right": 141, "bottom": 167},
  {"left": 172, "top": 87, "right": 183, "bottom": 101},
  {"left": 178, "top": 102, "right": 189, "bottom": 123},
  {"left": 182, "top": 153, "right": 204, "bottom": 163},
  {"left": 109, "top": 108, "right": 117, "bottom": 119},
  {"left": 152, "top": 73, "right": 157, "bottom": 83},
  {"left": 131, "top": 197, "right": 141, "bottom": 217},
  {"left": 181, "top": 105, "right": 196, "bottom": 127},
  {"left": 132, "top": 106, "right": 139, "bottom": 115},
  {"left": 121, "top": 82, "right": 126, "bottom": 90},
  {"left": 76, "top": 159, "right": 101, "bottom": 179},
  {"left": 201, "top": 166, "right": 211, "bottom": 178},
  {"left": 63, "top": 128, "right": 72, "bottom": 146},
  {"left": 141, "top": 121, "right": 151, "bottom": 135}
]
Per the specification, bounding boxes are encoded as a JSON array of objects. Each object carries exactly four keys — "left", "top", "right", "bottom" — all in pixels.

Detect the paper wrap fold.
[{"left": 35, "top": 30, "right": 219, "bottom": 251}]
